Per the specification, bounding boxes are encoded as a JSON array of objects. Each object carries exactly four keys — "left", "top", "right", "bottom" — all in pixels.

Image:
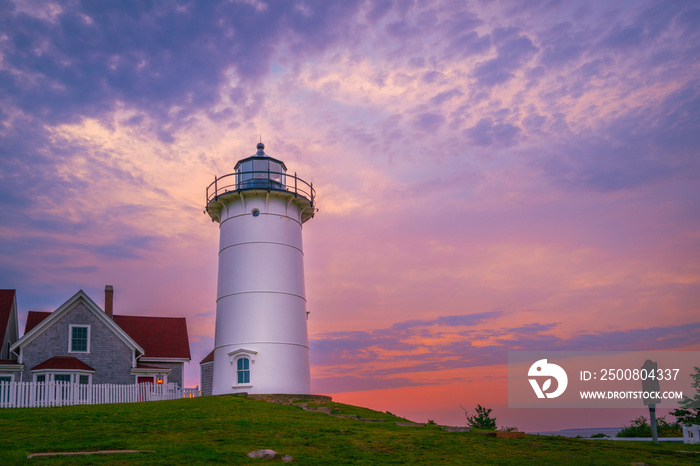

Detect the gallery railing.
[{"left": 206, "top": 170, "right": 315, "bottom": 207}]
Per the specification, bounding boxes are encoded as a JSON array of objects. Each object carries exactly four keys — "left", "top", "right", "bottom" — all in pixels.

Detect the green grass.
[{"left": 0, "top": 396, "right": 698, "bottom": 464}]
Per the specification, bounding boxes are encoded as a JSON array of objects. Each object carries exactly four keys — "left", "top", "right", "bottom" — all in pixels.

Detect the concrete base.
[{"left": 485, "top": 432, "right": 526, "bottom": 439}]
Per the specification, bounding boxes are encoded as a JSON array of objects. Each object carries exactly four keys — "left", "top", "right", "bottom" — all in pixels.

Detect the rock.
[
  {"left": 281, "top": 454, "right": 294, "bottom": 462},
  {"left": 247, "top": 449, "right": 277, "bottom": 459}
]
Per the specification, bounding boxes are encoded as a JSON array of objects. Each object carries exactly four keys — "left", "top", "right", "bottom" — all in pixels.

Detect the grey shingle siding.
[
  {"left": 201, "top": 361, "right": 213, "bottom": 396},
  {"left": 21, "top": 302, "right": 134, "bottom": 384},
  {"left": 140, "top": 361, "right": 185, "bottom": 386}
]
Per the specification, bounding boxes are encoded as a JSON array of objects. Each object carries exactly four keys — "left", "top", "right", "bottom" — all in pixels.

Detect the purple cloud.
[
  {"left": 537, "top": 79, "right": 700, "bottom": 191},
  {"left": 464, "top": 118, "right": 521, "bottom": 147},
  {"left": 412, "top": 112, "right": 445, "bottom": 132},
  {"left": 0, "top": 0, "right": 364, "bottom": 127},
  {"left": 311, "top": 317, "right": 700, "bottom": 392},
  {"left": 472, "top": 27, "right": 537, "bottom": 87}
]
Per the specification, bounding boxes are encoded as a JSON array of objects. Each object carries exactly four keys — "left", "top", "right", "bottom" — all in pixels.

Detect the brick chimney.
[{"left": 105, "top": 285, "right": 114, "bottom": 318}]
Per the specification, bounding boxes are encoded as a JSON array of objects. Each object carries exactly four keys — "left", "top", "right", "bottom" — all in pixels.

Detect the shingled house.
[{"left": 6, "top": 287, "right": 191, "bottom": 386}]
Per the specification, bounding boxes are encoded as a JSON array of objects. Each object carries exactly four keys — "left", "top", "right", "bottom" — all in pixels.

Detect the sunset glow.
[{"left": 1, "top": 0, "right": 698, "bottom": 431}]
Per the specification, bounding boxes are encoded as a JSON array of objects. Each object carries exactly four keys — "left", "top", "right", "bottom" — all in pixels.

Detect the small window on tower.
[
  {"left": 252, "top": 209, "right": 260, "bottom": 217},
  {"left": 237, "top": 357, "right": 250, "bottom": 384}
]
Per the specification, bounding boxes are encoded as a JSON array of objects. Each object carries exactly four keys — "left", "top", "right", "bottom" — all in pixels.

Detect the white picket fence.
[{"left": 0, "top": 381, "right": 200, "bottom": 408}]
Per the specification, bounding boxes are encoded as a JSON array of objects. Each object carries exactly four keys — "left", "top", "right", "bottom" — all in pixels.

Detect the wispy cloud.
[{"left": 311, "top": 316, "right": 700, "bottom": 393}]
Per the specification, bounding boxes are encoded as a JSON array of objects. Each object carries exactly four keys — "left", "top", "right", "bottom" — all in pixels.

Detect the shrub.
[
  {"left": 671, "top": 366, "right": 700, "bottom": 426},
  {"left": 616, "top": 416, "right": 682, "bottom": 438},
  {"left": 461, "top": 404, "right": 497, "bottom": 430}
]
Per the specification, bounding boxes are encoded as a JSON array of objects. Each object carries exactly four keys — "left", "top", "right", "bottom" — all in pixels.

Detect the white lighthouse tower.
[{"left": 205, "top": 143, "right": 315, "bottom": 395}]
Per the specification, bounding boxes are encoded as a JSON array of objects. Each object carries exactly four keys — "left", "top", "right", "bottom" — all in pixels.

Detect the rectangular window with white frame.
[
  {"left": 69, "top": 325, "right": 90, "bottom": 353},
  {"left": 54, "top": 374, "right": 71, "bottom": 383}
]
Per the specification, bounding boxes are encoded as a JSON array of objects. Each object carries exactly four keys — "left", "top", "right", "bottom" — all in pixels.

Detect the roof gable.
[{"left": 10, "top": 290, "right": 144, "bottom": 356}]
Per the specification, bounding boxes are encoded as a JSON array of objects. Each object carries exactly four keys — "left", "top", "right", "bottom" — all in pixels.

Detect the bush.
[
  {"left": 616, "top": 416, "right": 682, "bottom": 438},
  {"left": 461, "top": 404, "right": 497, "bottom": 430},
  {"left": 671, "top": 366, "right": 700, "bottom": 426},
  {"left": 590, "top": 433, "right": 609, "bottom": 438}
]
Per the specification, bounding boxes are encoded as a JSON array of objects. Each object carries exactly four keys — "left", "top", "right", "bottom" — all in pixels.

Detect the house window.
[
  {"left": 55, "top": 374, "right": 71, "bottom": 383},
  {"left": 69, "top": 325, "right": 90, "bottom": 353},
  {"left": 0, "top": 376, "right": 11, "bottom": 383},
  {"left": 79, "top": 375, "right": 90, "bottom": 385},
  {"left": 237, "top": 357, "right": 250, "bottom": 384},
  {"left": 36, "top": 374, "right": 46, "bottom": 383}
]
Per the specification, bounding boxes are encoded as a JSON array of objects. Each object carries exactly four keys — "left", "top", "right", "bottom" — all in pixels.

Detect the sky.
[{"left": 1, "top": 0, "right": 699, "bottom": 431}]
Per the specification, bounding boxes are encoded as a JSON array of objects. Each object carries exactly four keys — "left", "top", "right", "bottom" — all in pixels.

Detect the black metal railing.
[{"left": 206, "top": 170, "right": 315, "bottom": 207}]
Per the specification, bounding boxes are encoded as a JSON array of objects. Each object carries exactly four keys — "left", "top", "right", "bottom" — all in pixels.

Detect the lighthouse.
[{"left": 204, "top": 143, "right": 315, "bottom": 395}]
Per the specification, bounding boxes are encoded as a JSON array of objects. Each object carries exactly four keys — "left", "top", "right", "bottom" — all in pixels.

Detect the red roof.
[
  {"left": 25, "top": 311, "right": 51, "bottom": 334},
  {"left": 135, "top": 363, "right": 170, "bottom": 370},
  {"left": 113, "top": 315, "right": 190, "bottom": 359},
  {"left": 32, "top": 356, "right": 95, "bottom": 371},
  {"left": 200, "top": 350, "right": 215, "bottom": 364},
  {"left": 0, "top": 289, "right": 16, "bottom": 340},
  {"left": 24, "top": 311, "right": 190, "bottom": 360},
  {"left": 0, "top": 360, "right": 22, "bottom": 365}
]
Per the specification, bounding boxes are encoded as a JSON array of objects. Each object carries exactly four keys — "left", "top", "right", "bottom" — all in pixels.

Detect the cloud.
[
  {"left": 472, "top": 27, "right": 537, "bottom": 87},
  {"left": 0, "top": 0, "right": 365, "bottom": 128},
  {"left": 464, "top": 118, "right": 521, "bottom": 147},
  {"left": 537, "top": 79, "right": 700, "bottom": 191},
  {"left": 391, "top": 312, "right": 502, "bottom": 331},
  {"left": 537, "top": 22, "right": 588, "bottom": 67},
  {"left": 311, "top": 314, "right": 700, "bottom": 392},
  {"left": 312, "top": 375, "right": 424, "bottom": 393},
  {"left": 412, "top": 112, "right": 445, "bottom": 132}
]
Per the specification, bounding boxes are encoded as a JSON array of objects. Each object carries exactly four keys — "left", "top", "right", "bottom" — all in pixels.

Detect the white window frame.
[
  {"left": 68, "top": 324, "right": 91, "bottom": 353},
  {"left": 0, "top": 374, "right": 14, "bottom": 383},
  {"left": 228, "top": 348, "right": 257, "bottom": 388},
  {"left": 236, "top": 357, "right": 251, "bottom": 385},
  {"left": 32, "top": 371, "right": 93, "bottom": 384}
]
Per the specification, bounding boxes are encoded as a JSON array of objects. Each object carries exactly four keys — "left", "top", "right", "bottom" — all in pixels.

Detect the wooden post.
[{"left": 649, "top": 404, "right": 658, "bottom": 443}]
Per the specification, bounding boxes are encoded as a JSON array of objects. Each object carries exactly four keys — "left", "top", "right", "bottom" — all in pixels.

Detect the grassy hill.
[{"left": 1, "top": 395, "right": 698, "bottom": 464}]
